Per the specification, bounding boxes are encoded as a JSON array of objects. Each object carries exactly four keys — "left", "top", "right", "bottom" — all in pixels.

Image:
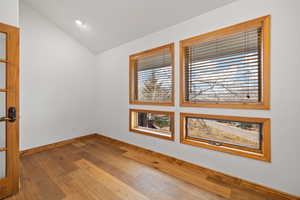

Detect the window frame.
[
  {"left": 129, "top": 43, "right": 175, "bottom": 106},
  {"left": 180, "top": 15, "right": 270, "bottom": 110},
  {"left": 180, "top": 113, "right": 271, "bottom": 162},
  {"left": 129, "top": 109, "right": 175, "bottom": 141}
]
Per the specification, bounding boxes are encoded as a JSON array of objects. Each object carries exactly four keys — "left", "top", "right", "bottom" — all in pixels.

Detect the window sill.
[
  {"left": 180, "top": 101, "right": 270, "bottom": 110},
  {"left": 130, "top": 101, "right": 174, "bottom": 107},
  {"left": 180, "top": 137, "right": 270, "bottom": 162},
  {"left": 130, "top": 128, "right": 174, "bottom": 141}
]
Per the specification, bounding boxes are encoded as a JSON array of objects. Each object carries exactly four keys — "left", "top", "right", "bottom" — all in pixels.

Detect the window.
[
  {"left": 180, "top": 16, "right": 270, "bottom": 109},
  {"left": 180, "top": 113, "right": 270, "bottom": 161},
  {"left": 129, "top": 43, "right": 174, "bottom": 106},
  {"left": 130, "top": 109, "right": 174, "bottom": 141}
]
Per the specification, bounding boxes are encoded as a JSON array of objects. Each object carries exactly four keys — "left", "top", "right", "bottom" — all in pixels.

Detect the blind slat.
[
  {"left": 188, "top": 66, "right": 258, "bottom": 76},
  {"left": 137, "top": 50, "right": 171, "bottom": 71},
  {"left": 137, "top": 64, "right": 172, "bottom": 102},
  {"left": 187, "top": 39, "right": 259, "bottom": 58},
  {"left": 185, "top": 27, "right": 262, "bottom": 103},
  {"left": 186, "top": 53, "right": 258, "bottom": 65},
  {"left": 187, "top": 56, "right": 258, "bottom": 70}
]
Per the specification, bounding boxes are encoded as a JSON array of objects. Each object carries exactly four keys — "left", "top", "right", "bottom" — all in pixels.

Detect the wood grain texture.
[
  {"left": 179, "top": 15, "right": 270, "bottom": 110},
  {"left": 9, "top": 136, "right": 227, "bottom": 200},
  {"left": 6, "top": 134, "right": 297, "bottom": 199},
  {"left": 0, "top": 22, "right": 20, "bottom": 199},
  {"left": 0, "top": 59, "right": 8, "bottom": 63},
  {"left": 20, "top": 134, "right": 97, "bottom": 156},
  {"left": 95, "top": 134, "right": 299, "bottom": 200}
]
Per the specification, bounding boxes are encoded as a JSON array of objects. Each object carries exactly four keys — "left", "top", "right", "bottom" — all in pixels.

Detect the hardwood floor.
[{"left": 4, "top": 137, "right": 291, "bottom": 200}]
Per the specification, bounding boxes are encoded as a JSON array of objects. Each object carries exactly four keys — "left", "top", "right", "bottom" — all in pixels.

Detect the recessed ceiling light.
[
  {"left": 75, "top": 19, "right": 88, "bottom": 29},
  {"left": 75, "top": 20, "right": 83, "bottom": 26}
]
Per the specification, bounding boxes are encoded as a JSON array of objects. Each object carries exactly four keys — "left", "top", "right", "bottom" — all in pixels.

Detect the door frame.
[{"left": 0, "top": 22, "right": 20, "bottom": 199}]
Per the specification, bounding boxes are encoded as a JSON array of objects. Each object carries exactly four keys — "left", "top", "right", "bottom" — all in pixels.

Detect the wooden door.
[{"left": 0, "top": 22, "right": 19, "bottom": 199}]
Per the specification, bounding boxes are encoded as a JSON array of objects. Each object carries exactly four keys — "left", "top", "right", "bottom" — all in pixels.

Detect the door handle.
[
  {"left": 0, "top": 117, "right": 11, "bottom": 121},
  {"left": 0, "top": 107, "right": 16, "bottom": 122}
]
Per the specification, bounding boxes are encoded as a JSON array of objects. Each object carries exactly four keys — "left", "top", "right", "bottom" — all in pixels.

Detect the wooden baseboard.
[
  {"left": 94, "top": 134, "right": 299, "bottom": 200},
  {"left": 20, "top": 134, "right": 97, "bottom": 156}
]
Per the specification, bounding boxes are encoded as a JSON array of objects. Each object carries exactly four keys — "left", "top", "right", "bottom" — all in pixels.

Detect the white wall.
[
  {"left": 95, "top": 0, "right": 300, "bottom": 196},
  {"left": 20, "top": 2, "right": 97, "bottom": 150},
  {"left": 0, "top": 0, "right": 19, "bottom": 27}
]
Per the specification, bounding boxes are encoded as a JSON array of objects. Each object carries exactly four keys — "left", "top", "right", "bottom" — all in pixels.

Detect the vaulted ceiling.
[{"left": 22, "top": 0, "right": 236, "bottom": 54}]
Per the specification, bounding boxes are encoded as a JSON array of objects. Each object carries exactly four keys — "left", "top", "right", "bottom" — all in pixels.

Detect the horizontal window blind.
[
  {"left": 137, "top": 50, "right": 172, "bottom": 102},
  {"left": 185, "top": 27, "right": 262, "bottom": 103}
]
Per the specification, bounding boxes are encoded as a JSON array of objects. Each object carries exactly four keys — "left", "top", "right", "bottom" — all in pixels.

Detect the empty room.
[{"left": 0, "top": 0, "right": 299, "bottom": 199}]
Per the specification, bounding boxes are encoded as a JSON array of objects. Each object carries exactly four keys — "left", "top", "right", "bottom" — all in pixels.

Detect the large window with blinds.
[
  {"left": 180, "top": 16, "right": 270, "bottom": 109},
  {"left": 129, "top": 43, "right": 174, "bottom": 106}
]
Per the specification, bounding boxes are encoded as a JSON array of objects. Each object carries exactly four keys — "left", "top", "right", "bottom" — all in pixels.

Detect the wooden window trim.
[
  {"left": 180, "top": 113, "right": 271, "bottom": 162},
  {"left": 129, "top": 109, "right": 175, "bottom": 141},
  {"left": 180, "top": 15, "right": 270, "bottom": 110},
  {"left": 129, "top": 43, "right": 175, "bottom": 106}
]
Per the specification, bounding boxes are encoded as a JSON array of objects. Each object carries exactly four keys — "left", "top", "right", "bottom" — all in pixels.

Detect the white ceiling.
[{"left": 22, "top": 0, "right": 236, "bottom": 54}]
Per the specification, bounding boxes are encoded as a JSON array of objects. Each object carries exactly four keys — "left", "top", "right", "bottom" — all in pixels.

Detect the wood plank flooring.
[{"left": 5, "top": 137, "right": 287, "bottom": 200}]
